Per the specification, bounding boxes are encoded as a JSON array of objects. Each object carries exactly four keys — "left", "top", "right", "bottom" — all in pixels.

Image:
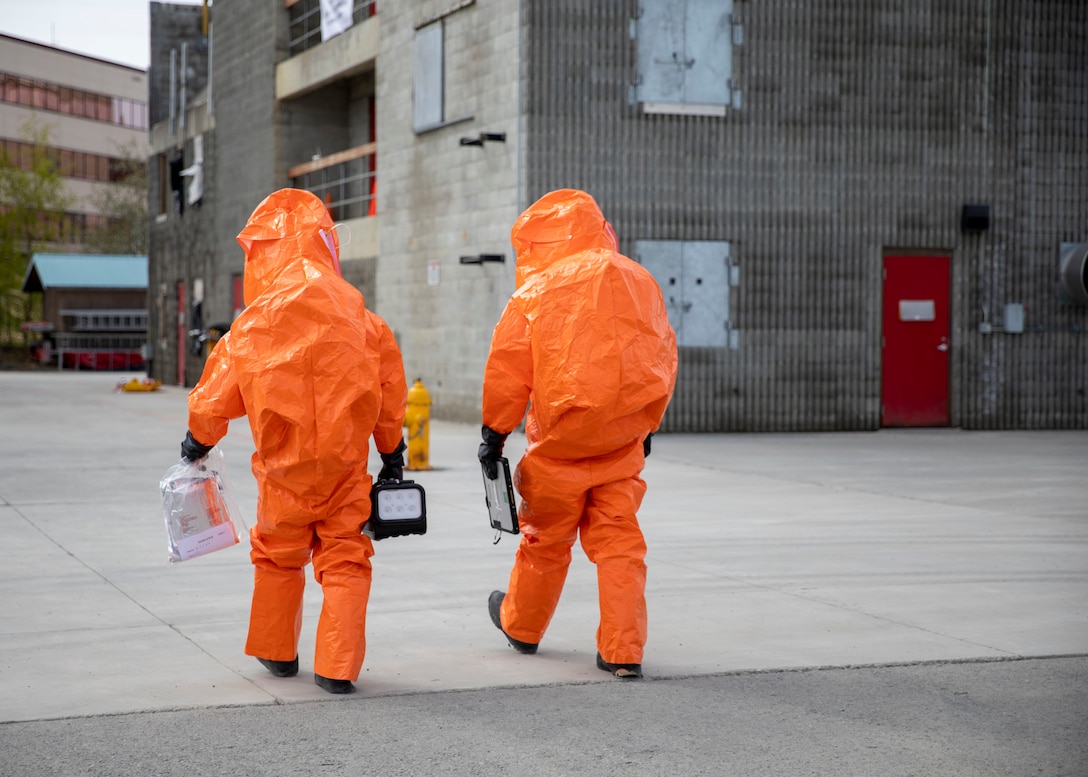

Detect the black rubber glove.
[
  {"left": 643, "top": 432, "right": 653, "bottom": 458},
  {"left": 377, "top": 439, "right": 406, "bottom": 482},
  {"left": 181, "top": 431, "right": 213, "bottom": 462},
  {"left": 478, "top": 425, "right": 508, "bottom": 480}
]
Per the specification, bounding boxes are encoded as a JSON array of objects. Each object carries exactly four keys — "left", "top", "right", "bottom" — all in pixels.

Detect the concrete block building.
[{"left": 147, "top": 0, "right": 1088, "bottom": 430}]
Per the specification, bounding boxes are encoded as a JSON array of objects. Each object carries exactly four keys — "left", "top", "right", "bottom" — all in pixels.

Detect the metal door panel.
[
  {"left": 637, "top": 0, "right": 687, "bottom": 103},
  {"left": 637, "top": 239, "right": 730, "bottom": 348},
  {"left": 683, "top": 0, "right": 733, "bottom": 104},
  {"left": 881, "top": 255, "right": 951, "bottom": 426},
  {"left": 637, "top": 240, "right": 685, "bottom": 337},
  {"left": 681, "top": 240, "right": 729, "bottom": 347}
]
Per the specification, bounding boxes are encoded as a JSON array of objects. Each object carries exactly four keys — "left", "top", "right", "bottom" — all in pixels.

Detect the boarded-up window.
[
  {"left": 635, "top": 0, "right": 737, "bottom": 117},
  {"left": 413, "top": 21, "right": 444, "bottom": 132},
  {"left": 636, "top": 240, "right": 738, "bottom": 348}
]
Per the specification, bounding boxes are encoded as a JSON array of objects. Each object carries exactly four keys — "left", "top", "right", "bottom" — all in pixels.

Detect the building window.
[
  {"left": 636, "top": 240, "right": 739, "bottom": 348},
  {"left": 634, "top": 0, "right": 740, "bottom": 117},
  {"left": 411, "top": 2, "right": 475, "bottom": 134},
  {"left": 0, "top": 72, "right": 148, "bottom": 129},
  {"left": 286, "top": 0, "right": 377, "bottom": 56},
  {"left": 412, "top": 21, "right": 444, "bottom": 132},
  {"left": 289, "top": 143, "right": 376, "bottom": 221},
  {"left": 0, "top": 140, "right": 131, "bottom": 183}
]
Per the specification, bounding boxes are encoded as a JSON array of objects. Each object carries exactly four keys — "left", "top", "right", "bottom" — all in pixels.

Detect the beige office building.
[{"left": 0, "top": 33, "right": 147, "bottom": 251}]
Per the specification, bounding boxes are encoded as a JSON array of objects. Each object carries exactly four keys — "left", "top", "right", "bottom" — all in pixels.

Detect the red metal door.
[
  {"left": 881, "top": 254, "right": 951, "bottom": 426},
  {"left": 176, "top": 282, "right": 186, "bottom": 387}
]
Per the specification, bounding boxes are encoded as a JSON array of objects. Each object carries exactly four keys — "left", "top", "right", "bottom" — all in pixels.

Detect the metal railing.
[
  {"left": 289, "top": 143, "right": 376, "bottom": 221},
  {"left": 53, "top": 333, "right": 146, "bottom": 371},
  {"left": 62, "top": 309, "right": 148, "bottom": 332},
  {"left": 286, "top": 0, "right": 377, "bottom": 57}
]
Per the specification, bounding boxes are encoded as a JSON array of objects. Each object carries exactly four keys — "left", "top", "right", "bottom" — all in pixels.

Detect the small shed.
[{"left": 21, "top": 254, "right": 148, "bottom": 370}]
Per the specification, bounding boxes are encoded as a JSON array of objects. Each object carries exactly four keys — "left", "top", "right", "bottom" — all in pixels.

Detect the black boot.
[
  {"left": 488, "top": 590, "right": 538, "bottom": 654},
  {"left": 596, "top": 652, "right": 642, "bottom": 679},
  {"left": 314, "top": 673, "right": 356, "bottom": 694},
  {"left": 257, "top": 656, "right": 299, "bottom": 677}
]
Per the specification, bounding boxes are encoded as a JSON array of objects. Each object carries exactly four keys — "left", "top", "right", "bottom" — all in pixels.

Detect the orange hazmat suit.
[
  {"left": 186, "top": 188, "right": 407, "bottom": 682},
  {"left": 482, "top": 189, "right": 678, "bottom": 666}
]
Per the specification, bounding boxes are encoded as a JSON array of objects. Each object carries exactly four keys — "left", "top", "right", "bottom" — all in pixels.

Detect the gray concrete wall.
[
  {"left": 209, "top": 0, "right": 283, "bottom": 303},
  {"left": 279, "top": 81, "right": 353, "bottom": 170},
  {"left": 522, "top": 0, "right": 1088, "bottom": 431},
  {"left": 146, "top": 3, "right": 224, "bottom": 388},
  {"left": 149, "top": 3, "right": 208, "bottom": 128},
  {"left": 959, "top": 4, "right": 1088, "bottom": 428},
  {"left": 149, "top": 0, "right": 290, "bottom": 387},
  {"left": 148, "top": 0, "right": 1086, "bottom": 428},
  {"left": 376, "top": 0, "right": 522, "bottom": 421},
  {"left": 147, "top": 115, "right": 218, "bottom": 387},
  {"left": 275, "top": 12, "right": 379, "bottom": 100}
]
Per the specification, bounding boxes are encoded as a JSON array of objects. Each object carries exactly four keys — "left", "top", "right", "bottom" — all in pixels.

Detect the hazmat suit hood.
[
  {"left": 189, "top": 186, "right": 406, "bottom": 493},
  {"left": 510, "top": 189, "right": 618, "bottom": 288},
  {"left": 237, "top": 188, "right": 341, "bottom": 305}
]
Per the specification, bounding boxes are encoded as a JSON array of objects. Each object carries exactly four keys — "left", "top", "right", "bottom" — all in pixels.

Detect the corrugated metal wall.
[
  {"left": 960, "top": 2, "right": 1088, "bottom": 429},
  {"left": 522, "top": 0, "right": 1087, "bottom": 431}
]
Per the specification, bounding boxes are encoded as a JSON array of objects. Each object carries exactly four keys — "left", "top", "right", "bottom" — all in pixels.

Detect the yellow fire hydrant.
[{"left": 404, "top": 379, "right": 432, "bottom": 471}]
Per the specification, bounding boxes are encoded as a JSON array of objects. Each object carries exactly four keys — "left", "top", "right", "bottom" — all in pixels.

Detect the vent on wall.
[
  {"left": 1058, "top": 243, "right": 1088, "bottom": 306},
  {"left": 961, "top": 204, "right": 990, "bottom": 233}
]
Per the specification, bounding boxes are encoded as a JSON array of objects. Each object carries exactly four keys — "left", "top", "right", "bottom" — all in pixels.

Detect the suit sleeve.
[
  {"left": 186, "top": 333, "right": 247, "bottom": 446},
  {"left": 645, "top": 278, "right": 679, "bottom": 434},
  {"left": 481, "top": 301, "right": 533, "bottom": 434},
  {"left": 371, "top": 314, "right": 408, "bottom": 455}
]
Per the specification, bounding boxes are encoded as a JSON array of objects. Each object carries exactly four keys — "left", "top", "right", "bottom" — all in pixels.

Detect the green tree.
[
  {"left": 86, "top": 140, "right": 148, "bottom": 255},
  {"left": 0, "top": 117, "right": 74, "bottom": 345}
]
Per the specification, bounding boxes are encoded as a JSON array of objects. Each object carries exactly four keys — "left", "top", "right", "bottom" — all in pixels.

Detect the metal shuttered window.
[
  {"left": 634, "top": 0, "right": 738, "bottom": 117},
  {"left": 413, "top": 21, "right": 444, "bottom": 132},
  {"left": 637, "top": 240, "right": 739, "bottom": 349}
]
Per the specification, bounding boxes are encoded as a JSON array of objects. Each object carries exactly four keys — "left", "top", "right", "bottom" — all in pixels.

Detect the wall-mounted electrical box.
[{"left": 1003, "top": 303, "right": 1025, "bottom": 334}]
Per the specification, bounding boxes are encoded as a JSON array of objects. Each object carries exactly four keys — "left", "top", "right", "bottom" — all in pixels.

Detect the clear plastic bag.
[{"left": 160, "top": 447, "right": 245, "bottom": 563}]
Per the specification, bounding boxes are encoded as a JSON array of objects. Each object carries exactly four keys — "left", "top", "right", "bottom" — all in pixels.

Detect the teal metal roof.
[{"left": 21, "top": 254, "right": 148, "bottom": 293}]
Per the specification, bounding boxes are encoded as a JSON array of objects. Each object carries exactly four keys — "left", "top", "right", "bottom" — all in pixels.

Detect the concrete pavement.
[{"left": 1, "top": 371, "right": 1086, "bottom": 775}]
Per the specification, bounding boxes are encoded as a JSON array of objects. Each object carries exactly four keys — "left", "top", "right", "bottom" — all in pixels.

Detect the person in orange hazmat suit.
[
  {"left": 180, "top": 188, "right": 408, "bottom": 695},
  {"left": 478, "top": 189, "right": 678, "bottom": 679}
]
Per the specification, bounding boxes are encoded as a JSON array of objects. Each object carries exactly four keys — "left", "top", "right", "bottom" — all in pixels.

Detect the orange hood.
[
  {"left": 237, "top": 188, "right": 340, "bottom": 305},
  {"left": 510, "top": 189, "right": 618, "bottom": 288}
]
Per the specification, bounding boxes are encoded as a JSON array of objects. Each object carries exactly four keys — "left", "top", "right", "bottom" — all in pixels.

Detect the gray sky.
[{"left": 0, "top": 0, "right": 205, "bottom": 70}]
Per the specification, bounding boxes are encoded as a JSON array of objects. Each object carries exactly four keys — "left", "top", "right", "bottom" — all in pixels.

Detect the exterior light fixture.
[
  {"left": 460, "top": 254, "right": 506, "bottom": 264},
  {"left": 460, "top": 132, "right": 506, "bottom": 146},
  {"left": 961, "top": 204, "right": 990, "bottom": 233}
]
